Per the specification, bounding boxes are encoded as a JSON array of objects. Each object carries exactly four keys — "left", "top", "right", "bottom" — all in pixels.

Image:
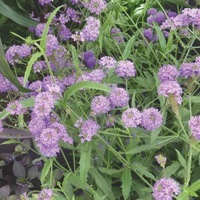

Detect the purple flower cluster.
[
  {"left": 115, "top": 60, "right": 136, "bottom": 78},
  {"left": 99, "top": 56, "right": 117, "bottom": 70},
  {"left": 141, "top": 108, "right": 162, "bottom": 130},
  {"left": 158, "top": 65, "right": 179, "bottom": 82},
  {"left": 81, "top": 16, "right": 100, "bottom": 41},
  {"left": 188, "top": 115, "right": 200, "bottom": 140},
  {"left": 158, "top": 81, "right": 182, "bottom": 104},
  {"left": 0, "top": 120, "right": 3, "bottom": 133},
  {"left": 33, "top": 61, "right": 47, "bottom": 73},
  {"left": 6, "top": 100, "right": 25, "bottom": 115},
  {"left": 110, "top": 28, "right": 125, "bottom": 44},
  {"left": 122, "top": 108, "right": 141, "bottom": 128},
  {"left": 83, "top": 51, "right": 96, "bottom": 68},
  {"left": 38, "top": 0, "right": 52, "bottom": 6},
  {"left": 82, "top": 0, "right": 106, "bottom": 15},
  {"left": 77, "top": 119, "right": 100, "bottom": 143},
  {"left": 38, "top": 188, "right": 53, "bottom": 200},
  {"left": 5, "top": 44, "right": 32, "bottom": 65},
  {"left": 161, "top": 8, "right": 200, "bottom": 30},
  {"left": 91, "top": 95, "right": 111, "bottom": 115},
  {"left": 45, "top": 34, "right": 60, "bottom": 56},
  {"left": 58, "top": 26, "right": 72, "bottom": 41},
  {"left": 109, "top": 87, "right": 129, "bottom": 108},
  {"left": 180, "top": 62, "right": 200, "bottom": 78},
  {"left": 153, "top": 178, "right": 180, "bottom": 200},
  {"left": 143, "top": 28, "right": 158, "bottom": 42}
]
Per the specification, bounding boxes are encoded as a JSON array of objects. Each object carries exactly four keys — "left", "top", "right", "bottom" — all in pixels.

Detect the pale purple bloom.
[
  {"left": 155, "top": 154, "right": 167, "bottom": 168},
  {"left": 42, "top": 75, "right": 64, "bottom": 91},
  {"left": 6, "top": 100, "right": 25, "bottom": 115},
  {"left": 143, "top": 28, "right": 155, "bottom": 41},
  {"left": 38, "top": 189, "right": 53, "bottom": 200},
  {"left": 71, "top": 31, "right": 85, "bottom": 42},
  {"left": 188, "top": 115, "right": 200, "bottom": 140},
  {"left": 153, "top": 178, "right": 180, "bottom": 200},
  {"left": 45, "top": 84, "right": 62, "bottom": 100},
  {"left": 61, "top": 74, "right": 76, "bottom": 87},
  {"left": 37, "top": 141, "right": 60, "bottom": 157},
  {"left": 74, "top": 117, "right": 84, "bottom": 128},
  {"left": 58, "top": 26, "right": 72, "bottom": 41},
  {"left": 109, "top": 87, "right": 129, "bottom": 108},
  {"left": 5, "top": 44, "right": 32, "bottom": 65},
  {"left": 58, "top": 13, "right": 69, "bottom": 24},
  {"left": 158, "top": 81, "right": 182, "bottom": 104},
  {"left": 122, "top": 108, "right": 141, "bottom": 128},
  {"left": 66, "top": 8, "right": 81, "bottom": 23},
  {"left": 33, "top": 61, "right": 47, "bottom": 73},
  {"left": 111, "top": 28, "right": 124, "bottom": 44},
  {"left": 89, "top": 69, "right": 106, "bottom": 82},
  {"left": 28, "top": 80, "right": 43, "bottom": 97},
  {"left": 81, "top": 16, "right": 100, "bottom": 41},
  {"left": 83, "top": 0, "right": 106, "bottom": 15},
  {"left": 0, "top": 120, "right": 3, "bottom": 132},
  {"left": 141, "top": 108, "right": 162, "bottom": 130},
  {"left": 35, "top": 23, "right": 53, "bottom": 37},
  {"left": 79, "top": 119, "right": 100, "bottom": 142},
  {"left": 115, "top": 60, "right": 136, "bottom": 78},
  {"left": 38, "top": 0, "right": 52, "bottom": 6},
  {"left": 99, "top": 56, "right": 117, "bottom": 69},
  {"left": 46, "top": 34, "right": 60, "bottom": 56},
  {"left": 147, "top": 8, "right": 157, "bottom": 15},
  {"left": 158, "top": 65, "right": 179, "bottom": 82},
  {"left": 0, "top": 74, "right": 13, "bottom": 92},
  {"left": 91, "top": 95, "right": 111, "bottom": 115},
  {"left": 180, "top": 62, "right": 200, "bottom": 78}
]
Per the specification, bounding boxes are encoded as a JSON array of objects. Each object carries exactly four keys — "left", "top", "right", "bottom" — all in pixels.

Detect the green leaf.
[
  {"left": 188, "top": 179, "right": 200, "bottom": 194},
  {"left": 64, "top": 81, "right": 111, "bottom": 101},
  {"left": 98, "top": 167, "right": 123, "bottom": 175},
  {"left": 166, "top": 0, "right": 192, "bottom": 7},
  {"left": 40, "top": 159, "right": 52, "bottom": 184},
  {"left": 153, "top": 23, "right": 166, "bottom": 53},
  {"left": 132, "top": 162, "right": 156, "bottom": 181},
  {"left": 165, "top": 161, "right": 180, "bottom": 177},
  {"left": 24, "top": 52, "right": 43, "bottom": 86},
  {"left": 175, "top": 149, "right": 187, "bottom": 170},
  {"left": 0, "top": 185, "right": 10, "bottom": 199},
  {"left": 0, "top": 39, "right": 31, "bottom": 93},
  {"left": 40, "top": 6, "right": 62, "bottom": 49},
  {"left": 62, "top": 173, "right": 73, "bottom": 200},
  {"left": 90, "top": 166, "right": 115, "bottom": 200},
  {"left": 79, "top": 142, "right": 92, "bottom": 183},
  {"left": 127, "top": 136, "right": 179, "bottom": 155},
  {"left": 122, "top": 36, "right": 135, "bottom": 60},
  {"left": 0, "top": 0, "right": 38, "bottom": 27},
  {"left": 121, "top": 168, "right": 132, "bottom": 200},
  {"left": 13, "top": 161, "right": 26, "bottom": 178}
]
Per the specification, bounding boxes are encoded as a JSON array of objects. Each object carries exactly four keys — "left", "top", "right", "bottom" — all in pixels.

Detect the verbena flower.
[
  {"left": 155, "top": 154, "right": 167, "bottom": 168},
  {"left": 91, "top": 95, "right": 111, "bottom": 115},
  {"left": 81, "top": 16, "right": 100, "bottom": 41},
  {"left": 158, "top": 65, "right": 179, "bottom": 82},
  {"left": 122, "top": 108, "right": 141, "bottom": 128},
  {"left": 109, "top": 87, "right": 129, "bottom": 108},
  {"left": 141, "top": 108, "right": 162, "bottom": 130},
  {"left": 188, "top": 115, "right": 200, "bottom": 140},
  {"left": 6, "top": 100, "right": 25, "bottom": 115},
  {"left": 38, "top": 0, "right": 52, "bottom": 6},
  {"left": 153, "top": 178, "right": 180, "bottom": 200},
  {"left": 180, "top": 62, "right": 200, "bottom": 78},
  {"left": 89, "top": 69, "right": 106, "bottom": 82},
  {"left": 5, "top": 44, "right": 32, "bottom": 65},
  {"left": 79, "top": 119, "right": 100, "bottom": 142},
  {"left": 0, "top": 120, "right": 3, "bottom": 132},
  {"left": 99, "top": 56, "right": 117, "bottom": 70},
  {"left": 38, "top": 188, "right": 53, "bottom": 200},
  {"left": 110, "top": 28, "right": 124, "bottom": 43},
  {"left": 83, "top": 51, "right": 96, "bottom": 68},
  {"left": 82, "top": 0, "right": 106, "bottom": 15},
  {"left": 58, "top": 26, "right": 72, "bottom": 41},
  {"left": 147, "top": 8, "right": 157, "bottom": 15},
  {"left": 46, "top": 34, "right": 60, "bottom": 56},
  {"left": 143, "top": 28, "right": 155, "bottom": 41},
  {"left": 0, "top": 74, "right": 13, "bottom": 92},
  {"left": 115, "top": 60, "right": 136, "bottom": 78},
  {"left": 158, "top": 81, "right": 182, "bottom": 104},
  {"left": 33, "top": 61, "right": 47, "bottom": 73}
]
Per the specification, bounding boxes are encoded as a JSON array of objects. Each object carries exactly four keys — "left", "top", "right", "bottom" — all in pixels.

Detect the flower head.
[
  {"left": 153, "top": 178, "right": 180, "bottom": 200},
  {"left": 122, "top": 108, "right": 141, "bottom": 128},
  {"left": 6, "top": 100, "right": 25, "bottom": 115},
  {"left": 141, "top": 108, "right": 162, "bottom": 130},
  {"left": 91, "top": 95, "right": 111, "bottom": 115},
  {"left": 109, "top": 87, "right": 129, "bottom": 108},
  {"left": 188, "top": 115, "right": 200, "bottom": 140},
  {"left": 158, "top": 65, "right": 179, "bottom": 82}
]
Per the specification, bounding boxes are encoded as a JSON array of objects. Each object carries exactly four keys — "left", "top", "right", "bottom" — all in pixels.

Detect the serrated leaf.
[
  {"left": 98, "top": 167, "right": 123, "bottom": 175},
  {"left": 13, "top": 161, "right": 26, "bottom": 178},
  {"left": 132, "top": 162, "right": 156, "bottom": 181},
  {"left": 0, "top": 185, "right": 10, "bottom": 199},
  {"left": 64, "top": 81, "right": 111, "bottom": 101},
  {"left": 40, "top": 159, "right": 52, "bottom": 184},
  {"left": 122, "top": 168, "right": 132, "bottom": 200},
  {"left": 175, "top": 149, "right": 187, "bottom": 170},
  {"left": 79, "top": 142, "right": 92, "bottom": 183},
  {"left": 122, "top": 36, "right": 135, "bottom": 60},
  {"left": 24, "top": 52, "right": 43, "bottom": 86},
  {"left": 90, "top": 166, "right": 115, "bottom": 200},
  {"left": 0, "top": 0, "right": 38, "bottom": 27}
]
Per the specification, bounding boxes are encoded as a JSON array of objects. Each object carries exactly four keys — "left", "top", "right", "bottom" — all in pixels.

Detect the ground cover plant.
[{"left": 0, "top": 0, "right": 200, "bottom": 199}]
